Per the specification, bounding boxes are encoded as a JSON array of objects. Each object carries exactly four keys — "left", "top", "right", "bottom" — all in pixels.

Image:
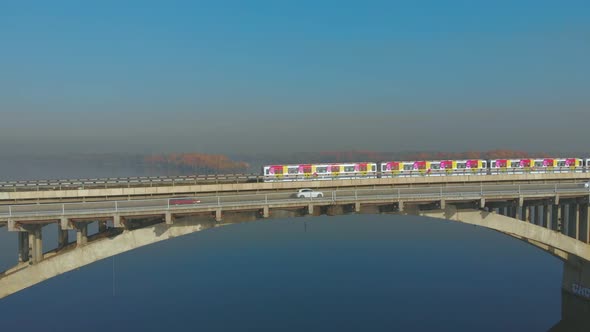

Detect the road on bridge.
[{"left": 1, "top": 182, "right": 588, "bottom": 219}]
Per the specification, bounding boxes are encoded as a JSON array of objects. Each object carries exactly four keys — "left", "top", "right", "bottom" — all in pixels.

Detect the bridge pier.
[
  {"left": 263, "top": 206, "right": 270, "bottom": 218},
  {"left": 572, "top": 204, "right": 580, "bottom": 240},
  {"left": 542, "top": 203, "right": 551, "bottom": 229},
  {"left": 75, "top": 222, "right": 89, "bottom": 246},
  {"left": 520, "top": 205, "right": 533, "bottom": 222},
  {"left": 58, "top": 223, "right": 69, "bottom": 250},
  {"left": 18, "top": 231, "right": 29, "bottom": 263},
  {"left": 215, "top": 209, "right": 222, "bottom": 222},
  {"left": 581, "top": 202, "right": 590, "bottom": 243},
  {"left": 508, "top": 206, "right": 517, "bottom": 219},
  {"left": 165, "top": 212, "right": 175, "bottom": 225},
  {"left": 552, "top": 204, "right": 562, "bottom": 232},
  {"left": 22, "top": 225, "right": 43, "bottom": 264},
  {"left": 535, "top": 205, "right": 544, "bottom": 226}
]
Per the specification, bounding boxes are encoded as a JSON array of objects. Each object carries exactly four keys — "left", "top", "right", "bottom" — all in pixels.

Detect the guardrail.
[
  {"left": 1, "top": 183, "right": 587, "bottom": 219},
  {"left": 0, "top": 173, "right": 263, "bottom": 192}
]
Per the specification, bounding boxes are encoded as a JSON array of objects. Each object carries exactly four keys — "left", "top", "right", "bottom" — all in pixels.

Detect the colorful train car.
[
  {"left": 490, "top": 158, "right": 584, "bottom": 174},
  {"left": 263, "top": 157, "right": 588, "bottom": 182},
  {"left": 379, "top": 159, "right": 487, "bottom": 177},
  {"left": 262, "top": 162, "right": 377, "bottom": 182}
]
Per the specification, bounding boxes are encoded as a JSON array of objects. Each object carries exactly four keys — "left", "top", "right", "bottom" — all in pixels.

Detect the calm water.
[{"left": 0, "top": 215, "right": 562, "bottom": 331}]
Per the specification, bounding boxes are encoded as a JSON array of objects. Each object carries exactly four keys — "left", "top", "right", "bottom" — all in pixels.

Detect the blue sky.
[{"left": 1, "top": 1, "right": 589, "bottom": 154}]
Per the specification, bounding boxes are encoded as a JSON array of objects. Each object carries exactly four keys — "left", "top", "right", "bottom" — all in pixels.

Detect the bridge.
[{"left": 1, "top": 172, "right": 590, "bottom": 325}]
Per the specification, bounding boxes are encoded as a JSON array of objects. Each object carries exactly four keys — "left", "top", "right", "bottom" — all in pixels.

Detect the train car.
[
  {"left": 453, "top": 159, "right": 488, "bottom": 175},
  {"left": 553, "top": 158, "right": 584, "bottom": 173},
  {"left": 489, "top": 158, "right": 533, "bottom": 174},
  {"left": 530, "top": 158, "right": 557, "bottom": 174},
  {"left": 490, "top": 157, "right": 583, "bottom": 174},
  {"left": 262, "top": 162, "right": 377, "bottom": 182},
  {"left": 379, "top": 160, "right": 429, "bottom": 177},
  {"left": 379, "top": 159, "right": 487, "bottom": 177},
  {"left": 263, "top": 157, "right": 584, "bottom": 182},
  {"left": 586, "top": 159, "right": 590, "bottom": 172}
]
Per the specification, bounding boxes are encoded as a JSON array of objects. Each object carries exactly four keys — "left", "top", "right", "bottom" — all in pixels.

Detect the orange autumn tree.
[{"left": 145, "top": 153, "right": 249, "bottom": 175}]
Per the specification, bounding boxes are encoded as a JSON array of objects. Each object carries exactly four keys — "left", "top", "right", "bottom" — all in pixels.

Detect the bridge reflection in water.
[{"left": 0, "top": 211, "right": 589, "bottom": 330}]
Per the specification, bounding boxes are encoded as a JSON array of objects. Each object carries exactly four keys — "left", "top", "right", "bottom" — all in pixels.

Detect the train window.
[
  {"left": 557, "top": 161, "right": 566, "bottom": 167},
  {"left": 372, "top": 165, "right": 376, "bottom": 172},
  {"left": 344, "top": 166, "right": 355, "bottom": 172},
  {"left": 535, "top": 161, "right": 543, "bottom": 167},
  {"left": 330, "top": 165, "right": 340, "bottom": 172},
  {"left": 511, "top": 162, "right": 520, "bottom": 168},
  {"left": 457, "top": 163, "right": 466, "bottom": 169},
  {"left": 403, "top": 164, "right": 413, "bottom": 171},
  {"left": 273, "top": 168, "right": 283, "bottom": 175},
  {"left": 358, "top": 164, "right": 367, "bottom": 172},
  {"left": 431, "top": 164, "right": 440, "bottom": 170},
  {"left": 265, "top": 169, "right": 269, "bottom": 175},
  {"left": 288, "top": 168, "right": 298, "bottom": 174},
  {"left": 316, "top": 167, "right": 327, "bottom": 173},
  {"left": 491, "top": 162, "right": 496, "bottom": 167}
]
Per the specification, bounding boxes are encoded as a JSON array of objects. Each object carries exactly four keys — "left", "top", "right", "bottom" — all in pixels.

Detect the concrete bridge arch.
[{"left": 2, "top": 202, "right": 590, "bottom": 327}]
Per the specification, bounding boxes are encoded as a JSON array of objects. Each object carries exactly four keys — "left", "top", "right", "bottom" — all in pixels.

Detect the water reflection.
[{"left": 0, "top": 215, "right": 569, "bottom": 330}]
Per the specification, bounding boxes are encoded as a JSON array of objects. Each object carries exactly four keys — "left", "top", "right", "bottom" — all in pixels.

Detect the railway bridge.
[{"left": 1, "top": 172, "right": 590, "bottom": 324}]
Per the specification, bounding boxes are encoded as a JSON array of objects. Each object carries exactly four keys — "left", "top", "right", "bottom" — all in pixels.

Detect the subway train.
[{"left": 262, "top": 158, "right": 590, "bottom": 182}]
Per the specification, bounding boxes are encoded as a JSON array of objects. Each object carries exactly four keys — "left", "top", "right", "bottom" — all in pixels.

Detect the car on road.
[
  {"left": 295, "top": 189, "right": 324, "bottom": 198},
  {"left": 169, "top": 198, "right": 201, "bottom": 205}
]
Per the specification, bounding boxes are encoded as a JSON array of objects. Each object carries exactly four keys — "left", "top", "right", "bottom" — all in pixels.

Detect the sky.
[{"left": 1, "top": 1, "right": 589, "bottom": 154}]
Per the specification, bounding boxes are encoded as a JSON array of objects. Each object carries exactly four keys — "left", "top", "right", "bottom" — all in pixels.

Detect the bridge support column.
[
  {"left": 18, "top": 231, "right": 29, "bottom": 263},
  {"left": 573, "top": 204, "right": 580, "bottom": 240},
  {"left": 480, "top": 198, "right": 485, "bottom": 209},
  {"left": 355, "top": 202, "right": 361, "bottom": 213},
  {"left": 215, "top": 209, "right": 222, "bottom": 222},
  {"left": 165, "top": 212, "right": 174, "bottom": 225},
  {"left": 75, "top": 222, "right": 88, "bottom": 247},
  {"left": 25, "top": 225, "right": 43, "bottom": 264},
  {"left": 263, "top": 206, "right": 270, "bottom": 218},
  {"left": 553, "top": 205, "right": 563, "bottom": 233},
  {"left": 536, "top": 205, "right": 544, "bottom": 226},
  {"left": 543, "top": 204, "right": 551, "bottom": 229},
  {"left": 581, "top": 203, "right": 590, "bottom": 244},
  {"left": 521, "top": 205, "right": 531, "bottom": 223},
  {"left": 58, "top": 222, "right": 69, "bottom": 250},
  {"left": 308, "top": 204, "right": 314, "bottom": 215},
  {"left": 440, "top": 199, "right": 446, "bottom": 210},
  {"left": 398, "top": 201, "right": 404, "bottom": 212},
  {"left": 509, "top": 206, "right": 517, "bottom": 219},
  {"left": 113, "top": 214, "right": 124, "bottom": 228}
]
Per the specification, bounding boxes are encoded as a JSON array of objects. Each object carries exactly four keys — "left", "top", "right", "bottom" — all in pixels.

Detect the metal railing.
[{"left": 1, "top": 182, "right": 587, "bottom": 219}]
